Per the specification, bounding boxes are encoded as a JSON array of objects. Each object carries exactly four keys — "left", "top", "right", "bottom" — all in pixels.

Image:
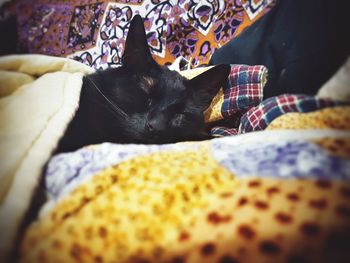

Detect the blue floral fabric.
[
  {"left": 211, "top": 136, "right": 350, "bottom": 179},
  {"left": 45, "top": 142, "right": 200, "bottom": 200}
]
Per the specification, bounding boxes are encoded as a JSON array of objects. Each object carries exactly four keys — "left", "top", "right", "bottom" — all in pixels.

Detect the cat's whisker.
[{"left": 85, "top": 76, "right": 130, "bottom": 120}]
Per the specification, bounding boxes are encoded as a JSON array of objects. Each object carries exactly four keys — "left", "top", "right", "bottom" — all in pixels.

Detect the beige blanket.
[{"left": 0, "top": 54, "right": 94, "bottom": 259}]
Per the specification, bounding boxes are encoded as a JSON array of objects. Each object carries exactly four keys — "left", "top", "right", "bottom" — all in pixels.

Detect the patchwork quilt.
[{"left": 22, "top": 129, "right": 350, "bottom": 263}]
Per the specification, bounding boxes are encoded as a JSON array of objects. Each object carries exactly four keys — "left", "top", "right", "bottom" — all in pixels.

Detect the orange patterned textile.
[{"left": 1, "top": 0, "right": 274, "bottom": 69}]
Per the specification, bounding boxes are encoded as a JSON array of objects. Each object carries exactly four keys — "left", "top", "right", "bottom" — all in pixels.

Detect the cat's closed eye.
[
  {"left": 171, "top": 113, "right": 186, "bottom": 127},
  {"left": 139, "top": 76, "right": 157, "bottom": 95},
  {"left": 170, "top": 112, "right": 196, "bottom": 128}
]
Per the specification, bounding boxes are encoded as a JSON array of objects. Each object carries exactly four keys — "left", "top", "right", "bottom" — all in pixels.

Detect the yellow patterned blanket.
[{"left": 21, "top": 106, "right": 350, "bottom": 263}]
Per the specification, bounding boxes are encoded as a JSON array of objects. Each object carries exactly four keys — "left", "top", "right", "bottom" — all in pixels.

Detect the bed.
[{"left": 1, "top": 1, "right": 350, "bottom": 263}]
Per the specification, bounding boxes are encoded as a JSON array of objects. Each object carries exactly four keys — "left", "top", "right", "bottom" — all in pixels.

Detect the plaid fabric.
[
  {"left": 208, "top": 65, "right": 346, "bottom": 137},
  {"left": 210, "top": 64, "right": 267, "bottom": 137},
  {"left": 238, "top": 94, "right": 344, "bottom": 133},
  {"left": 222, "top": 64, "right": 267, "bottom": 118},
  {"left": 211, "top": 127, "right": 239, "bottom": 137}
]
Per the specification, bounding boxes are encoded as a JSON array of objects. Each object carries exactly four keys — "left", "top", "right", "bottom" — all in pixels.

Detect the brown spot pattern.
[
  {"left": 24, "top": 144, "right": 350, "bottom": 262},
  {"left": 315, "top": 179, "right": 332, "bottom": 189},
  {"left": 38, "top": 250, "right": 48, "bottom": 262},
  {"left": 178, "top": 231, "right": 190, "bottom": 242},
  {"left": 286, "top": 193, "right": 300, "bottom": 202},
  {"left": 334, "top": 138, "right": 345, "bottom": 146},
  {"left": 219, "top": 255, "right": 240, "bottom": 263},
  {"left": 309, "top": 198, "right": 328, "bottom": 209},
  {"left": 220, "top": 192, "right": 233, "bottom": 198},
  {"left": 238, "top": 224, "right": 256, "bottom": 240},
  {"left": 335, "top": 204, "right": 350, "bottom": 219},
  {"left": 171, "top": 256, "right": 185, "bottom": 263},
  {"left": 95, "top": 185, "right": 103, "bottom": 195},
  {"left": 98, "top": 226, "right": 107, "bottom": 238},
  {"left": 275, "top": 212, "right": 293, "bottom": 224},
  {"left": 52, "top": 239, "right": 62, "bottom": 250},
  {"left": 237, "top": 197, "right": 248, "bottom": 206},
  {"left": 254, "top": 200, "right": 269, "bottom": 210},
  {"left": 80, "top": 197, "right": 91, "bottom": 205},
  {"left": 300, "top": 222, "right": 321, "bottom": 237},
  {"left": 259, "top": 240, "right": 281, "bottom": 255},
  {"left": 207, "top": 211, "right": 232, "bottom": 224},
  {"left": 133, "top": 258, "right": 150, "bottom": 263},
  {"left": 248, "top": 180, "right": 261, "bottom": 188},
  {"left": 110, "top": 174, "right": 117, "bottom": 183},
  {"left": 266, "top": 186, "right": 280, "bottom": 196},
  {"left": 201, "top": 242, "right": 216, "bottom": 256},
  {"left": 70, "top": 243, "right": 82, "bottom": 260},
  {"left": 62, "top": 212, "right": 71, "bottom": 220},
  {"left": 94, "top": 255, "right": 103, "bottom": 263},
  {"left": 340, "top": 187, "right": 350, "bottom": 199}
]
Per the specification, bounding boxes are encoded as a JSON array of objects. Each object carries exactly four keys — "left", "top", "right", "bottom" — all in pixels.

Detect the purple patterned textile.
[{"left": 1, "top": 0, "right": 274, "bottom": 69}]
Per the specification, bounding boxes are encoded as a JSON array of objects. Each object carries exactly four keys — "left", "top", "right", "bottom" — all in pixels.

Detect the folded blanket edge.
[{"left": 0, "top": 69, "right": 85, "bottom": 261}]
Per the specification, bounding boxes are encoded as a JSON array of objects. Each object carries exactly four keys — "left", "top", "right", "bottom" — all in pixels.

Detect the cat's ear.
[
  {"left": 122, "top": 14, "right": 156, "bottom": 71},
  {"left": 189, "top": 64, "right": 231, "bottom": 110}
]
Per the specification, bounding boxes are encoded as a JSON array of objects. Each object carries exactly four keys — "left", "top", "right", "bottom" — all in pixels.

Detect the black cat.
[{"left": 57, "top": 15, "right": 230, "bottom": 152}]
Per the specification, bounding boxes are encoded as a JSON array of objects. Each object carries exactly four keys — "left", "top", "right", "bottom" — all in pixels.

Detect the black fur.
[
  {"left": 57, "top": 15, "right": 230, "bottom": 152},
  {"left": 210, "top": 0, "right": 350, "bottom": 99}
]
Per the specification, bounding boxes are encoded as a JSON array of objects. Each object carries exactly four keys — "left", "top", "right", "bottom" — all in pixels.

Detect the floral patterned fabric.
[{"left": 2, "top": 0, "right": 274, "bottom": 69}]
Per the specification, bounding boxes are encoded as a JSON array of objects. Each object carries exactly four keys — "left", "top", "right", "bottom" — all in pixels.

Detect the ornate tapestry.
[{"left": 1, "top": 0, "right": 274, "bottom": 69}]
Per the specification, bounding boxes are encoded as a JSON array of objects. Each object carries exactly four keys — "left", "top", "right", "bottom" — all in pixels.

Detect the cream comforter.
[{"left": 0, "top": 54, "right": 94, "bottom": 259}]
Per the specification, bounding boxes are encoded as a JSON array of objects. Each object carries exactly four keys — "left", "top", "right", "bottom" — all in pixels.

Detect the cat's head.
[{"left": 85, "top": 15, "right": 230, "bottom": 144}]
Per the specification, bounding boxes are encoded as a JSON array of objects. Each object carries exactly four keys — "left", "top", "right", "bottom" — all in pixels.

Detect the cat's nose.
[{"left": 146, "top": 118, "right": 165, "bottom": 134}]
